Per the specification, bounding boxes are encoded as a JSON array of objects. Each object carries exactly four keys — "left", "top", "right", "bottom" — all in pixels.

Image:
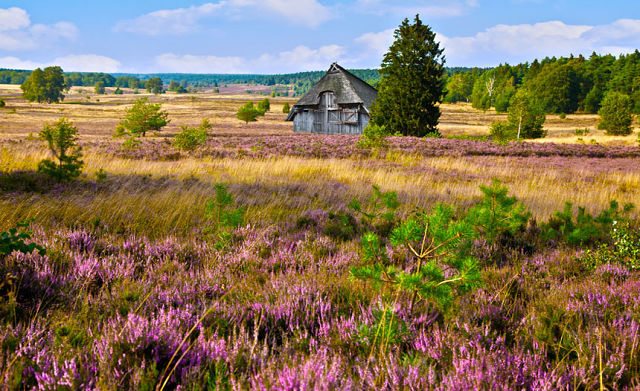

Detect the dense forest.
[
  {"left": 444, "top": 51, "right": 640, "bottom": 114},
  {"left": 2, "top": 51, "right": 639, "bottom": 108}
]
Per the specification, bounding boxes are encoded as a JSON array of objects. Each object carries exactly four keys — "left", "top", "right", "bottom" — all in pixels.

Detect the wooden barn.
[{"left": 285, "top": 63, "right": 377, "bottom": 134}]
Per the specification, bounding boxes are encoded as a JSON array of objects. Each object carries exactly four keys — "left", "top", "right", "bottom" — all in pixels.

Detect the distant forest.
[
  {"left": 1, "top": 51, "right": 639, "bottom": 110},
  {"left": 444, "top": 51, "right": 640, "bottom": 114}
]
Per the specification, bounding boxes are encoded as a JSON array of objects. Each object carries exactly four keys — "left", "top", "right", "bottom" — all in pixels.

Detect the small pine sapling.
[
  {"left": 37, "top": 118, "right": 84, "bottom": 182},
  {"left": 349, "top": 184, "right": 399, "bottom": 236},
  {"left": 203, "top": 183, "right": 245, "bottom": 248},
  {"left": 465, "top": 179, "right": 531, "bottom": 242},
  {"left": 173, "top": 119, "right": 212, "bottom": 151}
]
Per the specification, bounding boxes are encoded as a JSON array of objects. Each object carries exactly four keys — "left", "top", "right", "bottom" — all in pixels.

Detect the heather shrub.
[
  {"left": 173, "top": 119, "right": 212, "bottom": 151},
  {"left": 37, "top": 117, "right": 84, "bottom": 182}
]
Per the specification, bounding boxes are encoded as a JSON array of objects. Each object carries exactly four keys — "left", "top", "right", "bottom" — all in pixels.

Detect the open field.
[{"left": 1, "top": 85, "right": 640, "bottom": 388}]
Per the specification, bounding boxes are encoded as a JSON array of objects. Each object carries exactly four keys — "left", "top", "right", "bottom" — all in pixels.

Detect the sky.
[{"left": 0, "top": 0, "right": 639, "bottom": 74}]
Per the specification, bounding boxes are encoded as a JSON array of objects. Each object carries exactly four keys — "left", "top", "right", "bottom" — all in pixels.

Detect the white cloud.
[
  {"left": 439, "top": 19, "right": 640, "bottom": 66},
  {"left": 54, "top": 55, "right": 121, "bottom": 73},
  {"left": 0, "top": 54, "right": 121, "bottom": 72},
  {"left": 356, "top": 19, "right": 640, "bottom": 68},
  {"left": 355, "top": 28, "right": 395, "bottom": 57},
  {"left": 0, "top": 7, "right": 30, "bottom": 31},
  {"left": 115, "top": 0, "right": 332, "bottom": 36},
  {"left": 0, "top": 7, "right": 77, "bottom": 51},
  {"left": 114, "top": 3, "right": 224, "bottom": 35},
  {"left": 156, "top": 44, "right": 346, "bottom": 74}
]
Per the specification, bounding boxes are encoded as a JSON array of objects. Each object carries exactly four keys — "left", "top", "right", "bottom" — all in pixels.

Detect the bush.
[
  {"left": 203, "top": 183, "right": 245, "bottom": 248},
  {"left": 356, "top": 123, "right": 390, "bottom": 151},
  {"left": 282, "top": 102, "right": 290, "bottom": 114},
  {"left": 0, "top": 99, "right": 5, "bottom": 107},
  {"left": 94, "top": 81, "right": 105, "bottom": 95},
  {"left": 37, "top": 118, "right": 84, "bottom": 182},
  {"left": 1, "top": 220, "right": 45, "bottom": 258},
  {"left": 237, "top": 102, "right": 260, "bottom": 124},
  {"left": 489, "top": 121, "right": 516, "bottom": 142},
  {"left": 575, "top": 128, "right": 590, "bottom": 136},
  {"left": 114, "top": 87, "right": 123, "bottom": 95},
  {"left": 173, "top": 119, "right": 212, "bottom": 151},
  {"left": 541, "top": 201, "right": 634, "bottom": 246},
  {"left": 257, "top": 98, "right": 270, "bottom": 115},
  {"left": 581, "top": 221, "right": 640, "bottom": 271},
  {"left": 119, "top": 97, "right": 170, "bottom": 137},
  {"left": 598, "top": 91, "right": 633, "bottom": 135}
]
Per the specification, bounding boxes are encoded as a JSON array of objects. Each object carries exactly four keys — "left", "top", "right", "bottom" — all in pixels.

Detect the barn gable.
[{"left": 285, "top": 63, "right": 377, "bottom": 134}]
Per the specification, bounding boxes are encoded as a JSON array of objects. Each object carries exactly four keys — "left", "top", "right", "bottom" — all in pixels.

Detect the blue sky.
[{"left": 1, "top": 0, "right": 639, "bottom": 74}]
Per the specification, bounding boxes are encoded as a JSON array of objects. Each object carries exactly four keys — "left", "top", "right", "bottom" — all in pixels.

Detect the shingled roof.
[{"left": 286, "top": 63, "right": 377, "bottom": 120}]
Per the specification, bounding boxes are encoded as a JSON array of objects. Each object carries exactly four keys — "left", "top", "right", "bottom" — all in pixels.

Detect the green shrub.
[
  {"left": 357, "top": 123, "right": 390, "bottom": 151},
  {"left": 203, "top": 184, "right": 245, "bottom": 248},
  {"left": 325, "top": 212, "right": 359, "bottom": 241},
  {"left": 575, "top": 128, "right": 590, "bottom": 136},
  {"left": 465, "top": 179, "right": 531, "bottom": 242},
  {"left": 0, "top": 99, "right": 5, "bottom": 107},
  {"left": 489, "top": 120, "right": 516, "bottom": 142},
  {"left": 119, "top": 97, "right": 170, "bottom": 137},
  {"left": 114, "top": 87, "right": 123, "bottom": 95},
  {"left": 173, "top": 119, "right": 212, "bottom": 151},
  {"left": 541, "top": 201, "right": 634, "bottom": 246},
  {"left": 1, "top": 220, "right": 45, "bottom": 258},
  {"left": 237, "top": 102, "right": 259, "bottom": 124},
  {"left": 581, "top": 221, "right": 640, "bottom": 270},
  {"left": 257, "top": 98, "right": 270, "bottom": 115},
  {"left": 282, "top": 102, "right": 290, "bottom": 114},
  {"left": 598, "top": 91, "right": 633, "bottom": 135},
  {"left": 348, "top": 184, "right": 399, "bottom": 237},
  {"left": 37, "top": 118, "right": 84, "bottom": 182}
]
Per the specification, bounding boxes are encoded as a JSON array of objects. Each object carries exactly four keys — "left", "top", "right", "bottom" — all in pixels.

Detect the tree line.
[{"left": 444, "top": 51, "right": 640, "bottom": 114}]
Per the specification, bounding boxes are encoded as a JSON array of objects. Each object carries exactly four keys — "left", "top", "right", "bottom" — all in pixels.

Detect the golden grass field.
[{"left": 0, "top": 84, "right": 639, "bottom": 236}]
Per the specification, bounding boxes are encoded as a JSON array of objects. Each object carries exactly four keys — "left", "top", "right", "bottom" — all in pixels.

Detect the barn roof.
[{"left": 286, "top": 63, "right": 377, "bottom": 121}]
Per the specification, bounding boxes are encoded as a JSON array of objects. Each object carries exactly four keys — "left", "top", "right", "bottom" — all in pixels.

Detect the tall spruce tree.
[{"left": 370, "top": 15, "right": 445, "bottom": 137}]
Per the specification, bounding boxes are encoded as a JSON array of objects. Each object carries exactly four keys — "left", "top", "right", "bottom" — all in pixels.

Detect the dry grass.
[{"left": 1, "top": 84, "right": 638, "bottom": 236}]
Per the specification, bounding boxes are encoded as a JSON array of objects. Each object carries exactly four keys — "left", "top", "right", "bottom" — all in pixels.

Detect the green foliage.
[
  {"left": 526, "top": 63, "right": 580, "bottom": 114},
  {"left": 168, "top": 81, "right": 187, "bottom": 93},
  {"left": 489, "top": 121, "right": 516, "bottom": 142},
  {"left": 145, "top": 77, "right": 164, "bottom": 94},
  {"left": 114, "top": 87, "right": 123, "bottom": 95},
  {"left": 465, "top": 179, "right": 531, "bottom": 242},
  {"left": 357, "top": 306, "right": 408, "bottom": 350},
  {"left": 507, "top": 91, "right": 546, "bottom": 139},
  {"left": 21, "top": 66, "right": 66, "bottom": 103},
  {"left": 173, "top": 119, "right": 212, "bottom": 151},
  {"left": 494, "top": 85, "right": 515, "bottom": 113},
  {"left": 257, "top": 98, "right": 270, "bottom": 115},
  {"left": 581, "top": 221, "right": 640, "bottom": 271},
  {"left": 541, "top": 201, "right": 634, "bottom": 246},
  {"left": 325, "top": 212, "right": 359, "bottom": 242},
  {"left": 203, "top": 183, "right": 245, "bottom": 248},
  {"left": 575, "top": 127, "right": 590, "bottom": 136},
  {"left": 348, "top": 185, "right": 399, "bottom": 236},
  {"left": 370, "top": 15, "right": 445, "bottom": 137},
  {"left": 94, "top": 81, "right": 105, "bottom": 94},
  {"left": 356, "top": 123, "right": 390, "bottom": 151},
  {"left": 444, "top": 72, "right": 474, "bottom": 103},
  {"left": 37, "top": 118, "right": 84, "bottom": 182},
  {"left": 0, "top": 99, "right": 5, "bottom": 107},
  {"left": 119, "top": 97, "right": 170, "bottom": 137},
  {"left": 237, "top": 102, "right": 260, "bottom": 124},
  {"left": 584, "top": 86, "right": 604, "bottom": 113},
  {"left": 598, "top": 91, "right": 633, "bottom": 135},
  {"left": 282, "top": 102, "right": 290, "bottom": 114},
  {"left": 0, "top": 220, "right": 45, "bottom": 258}
]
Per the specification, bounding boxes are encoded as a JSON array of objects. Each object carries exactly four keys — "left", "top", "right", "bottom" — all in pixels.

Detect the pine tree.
[
  {"left": 598, "top": 91, "right": 633, "bottom": 135},
  {"left": 370, "top": 15, "right": 445, "bottom": 137}
]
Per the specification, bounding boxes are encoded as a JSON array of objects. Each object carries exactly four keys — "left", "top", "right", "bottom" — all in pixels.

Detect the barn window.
[
  {"left": 343, "top": 109, "right": 358, "bottom": 124},
  {"left": 328, "top": 110, "right": 341, "bottom": 123},
  {"left": 320, "top": 91, "right": 337, "bottom": 109}
]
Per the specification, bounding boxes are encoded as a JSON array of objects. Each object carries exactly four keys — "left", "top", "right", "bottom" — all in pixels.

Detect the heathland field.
[{"left": 1, "top": 85, "right": 640, "bottom": 389}]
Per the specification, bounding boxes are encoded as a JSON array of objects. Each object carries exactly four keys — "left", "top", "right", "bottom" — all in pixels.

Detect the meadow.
[{"left": 1, "top": 85, "right": 640, "bottom": 389}]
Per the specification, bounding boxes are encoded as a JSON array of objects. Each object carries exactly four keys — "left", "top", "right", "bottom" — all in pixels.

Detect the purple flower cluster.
[{"left": 1, "top": 222, "right": 639, "bottom": 389}]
